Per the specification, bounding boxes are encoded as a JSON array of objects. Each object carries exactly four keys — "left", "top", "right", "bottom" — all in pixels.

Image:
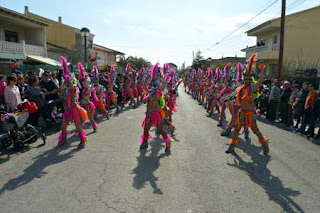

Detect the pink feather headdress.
[
  {"left": 224, "top": 63, "right": 232, "bottom": 80},
  {"left": 93, "top": 65, "right": 99, "bottom": 80},
  {"left": 151, "top": 63, "right": 160, "bottom": 80},
  {"left": 214, "top": 67, "right": 221, "bottom": 80},
  {"left": 77, "top": 62, "right": 86, "bottom": 81},
  {"left": 126, "top": 63, "right": 130, "bottom": 74},
  {"left": 108, "top": 66, "right": 114, "bottom": 78},
  {"left": 60, "top": 56, "right": 70, "bottom": 80},
  {"left": 191, "top": 69, "right": 196, "bottom": 78},
  {"left": 206, "top": 68, "right": 213, "bottom": 78},
  {"left": 236, "top": 63, "right": 243, "bottom": 82},
  {"left": 171, "top": 69, "right": 176, "bottom": 84}
]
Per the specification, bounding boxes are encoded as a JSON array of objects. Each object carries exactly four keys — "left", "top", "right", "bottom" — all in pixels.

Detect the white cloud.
[
  {"left": 126, "top": 25, "right": 160, "bottom": 35},
  {"left": 103, "top": 19, "right": 112, "bottom": 24}
]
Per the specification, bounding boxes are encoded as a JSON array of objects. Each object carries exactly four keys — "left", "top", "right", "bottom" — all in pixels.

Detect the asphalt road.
[{"left": 1, "top": 88, "right": 320, "bottom": 213}]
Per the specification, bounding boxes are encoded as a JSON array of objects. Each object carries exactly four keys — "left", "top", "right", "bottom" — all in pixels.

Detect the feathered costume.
[
  {"left": 140, "top": 63, "right": 173, "bottom": 152},
  {"left": 78, "top": 62, "right": 98, "bottom": 131},
  {"left": 58, "top": 57, "right": 88, "bottom": 146}
]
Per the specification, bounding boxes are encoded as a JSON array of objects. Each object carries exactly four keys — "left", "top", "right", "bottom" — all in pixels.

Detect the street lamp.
[
  {"left": 80, "top": 27, "right": 90, "bottom": 68},
  {"left": 207, "top": 57, "right": 212, "bottom": 69}
]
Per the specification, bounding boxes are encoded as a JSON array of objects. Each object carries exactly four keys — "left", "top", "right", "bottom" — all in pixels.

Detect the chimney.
[
  {"left": 58, "top": 16, "right": 62, "bottom": 23},
  {"left": 24, "top": 6, "right": 29, "bottom": 15}
]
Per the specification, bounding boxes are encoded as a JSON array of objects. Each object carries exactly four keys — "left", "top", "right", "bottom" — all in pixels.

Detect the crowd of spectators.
[{"left": 264, "top": 79, "right": 320, "bottom": 139}]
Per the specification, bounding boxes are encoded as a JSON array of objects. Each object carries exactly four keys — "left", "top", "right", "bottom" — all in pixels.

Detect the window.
[
  {"left": 273, "top": 35, "right": 278, "bottom": 44},
  {"left": 5, "top": 30, "right": 19, "bottom": 43}
]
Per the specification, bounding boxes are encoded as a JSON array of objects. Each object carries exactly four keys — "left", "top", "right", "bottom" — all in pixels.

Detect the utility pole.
[
  {"left": 278, "top": 0, "right": 286, "bottom": 83},
  {"left": 192, "top": 51, "right": 194, "bottom": 64}
]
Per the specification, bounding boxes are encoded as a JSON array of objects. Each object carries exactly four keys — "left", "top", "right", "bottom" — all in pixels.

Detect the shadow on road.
[
  {"left": 132, "top": 137, "right": 170, "bottom": 194},
  {"left": 228, "top": 138, "right": 304, "bottom": 213},
  {"left": 0, "top": 134, "right": 83, "bottom": 195}
]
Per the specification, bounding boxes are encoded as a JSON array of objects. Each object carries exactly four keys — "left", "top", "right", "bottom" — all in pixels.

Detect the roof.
[
  {"left": 0, "top": 6, "right": 49, "bottom": 27},
  {"left": 25, "top": 8, "right": 94, "bottom": 37},
  {"left": 93, "top": 44, "right": 125, "bottom": 55},
  {"left": 27, "top": 55, "right": 61, "bottom": 66},
  {"left": 246, "top": 5, "right": 320, "bottom": 34}
]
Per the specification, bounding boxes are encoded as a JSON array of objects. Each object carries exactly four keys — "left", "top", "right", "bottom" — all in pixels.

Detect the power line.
[
  {"left": 203, "top": 0, "right": 311, "bottom": 55},
  {"left": 201, "top": 0, "right": 279, "bottom": 53}
]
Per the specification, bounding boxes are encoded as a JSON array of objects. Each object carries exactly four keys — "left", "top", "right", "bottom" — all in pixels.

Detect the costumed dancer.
[
  {"left": 221, "top": 63, "right": 243, "bottom": 137},
  {"left": 92, "top": 65, "right": 109, "bottom": 119},
  {"left": 122, "top": 63, "right": 136, "bottom": 107},
  {"left": 58, "top": 57, "right": 88, "bottom": 147},
  {"left": 140, "top": 63, "right": 173, "bottom": 152},
  {"left": 78, "top": 62, "right": 98, "bottom": 133},
  {"left": 226, "top": 53, "right": 269, "bottom": 155},
  {"left": 217, "top": 63, "right": 232, "bottom": 127},
  {"left": 104, "top": 66, "right": 120, "bottom": 110}
]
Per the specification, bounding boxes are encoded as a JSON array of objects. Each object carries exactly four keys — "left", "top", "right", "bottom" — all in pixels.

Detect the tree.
[
  {"left": 117, "top": 55, "right": 151, "bottom": 72},
  {"left": 192, "top": 50, "right": 204, "bottom": 69}
]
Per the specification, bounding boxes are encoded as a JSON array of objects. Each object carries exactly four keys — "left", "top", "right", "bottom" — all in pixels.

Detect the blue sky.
[{"left": 1, "top": 0, "right": 319, "bottom": 67}]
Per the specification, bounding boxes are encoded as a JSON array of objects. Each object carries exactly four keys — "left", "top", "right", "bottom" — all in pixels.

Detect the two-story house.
[
  {"left": 93, "top": 44, "right": 124, "bottom": 70},
  {"left": 242, "top": 6, "right": 320, "bottom": 79},
  {"left": 24, "top": 6, "right": 94, "bottom": 64},
  {"left": 0, "top": 6, "right": 56, "bottom": 74}
]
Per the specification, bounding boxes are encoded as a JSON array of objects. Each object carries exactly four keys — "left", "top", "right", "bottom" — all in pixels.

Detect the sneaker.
[
  {"left": 225, "top": 144, "right": 235, "bottom": 154},
  {"left": 221, "top": 129, "right": 231, "bottom": 137},
  {"left": 140, "top": 141, "right": 148, "bottom": 149},
  {"left": 262, "top": 142, "right": 269, "bottom": 156},
  {"left": 244, "top": 131, "right": 250, "bottom": 139},
  {"left": 217, "top": 121, "right": 223, "bottom": 127}
]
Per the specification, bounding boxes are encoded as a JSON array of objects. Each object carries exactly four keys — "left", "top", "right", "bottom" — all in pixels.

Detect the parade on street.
[{"left": 1, "top": 0, "right": 320, "bottom": 212}]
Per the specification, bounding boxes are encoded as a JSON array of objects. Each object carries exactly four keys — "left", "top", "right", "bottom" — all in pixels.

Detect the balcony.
[
  {"left": 244, "top": 44, "right": 279, "bottom": 60},
  {"left": 0, "top": 40, "right": 46, "bottom": 60}
]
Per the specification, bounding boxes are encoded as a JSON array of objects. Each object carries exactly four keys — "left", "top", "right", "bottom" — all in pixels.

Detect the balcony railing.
[
  {"left": 245, "top": 44, "right": 279, "bottom": 60},
  {"left": 0, "top": 40, "right": 46, "bottom": 58}
]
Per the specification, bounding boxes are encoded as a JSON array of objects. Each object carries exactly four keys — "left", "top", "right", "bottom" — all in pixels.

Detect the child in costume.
[
  {"left": 92, "top": 65, "right": 109, "bottom": 119},
  {"left": 140, "top": 63, "right": 173, "bottom": 152},
  {"left": 78, "top": 62, "right": 98, "bottom": 133},
  {"left": 226, "top": 53, "right": 269, "bottom": 155},
  {"left": 58, "top": 57, "right": 88, "bottom": 147},
  {"left": 104, "top": 67, "right": 120, "bottom": 111}
]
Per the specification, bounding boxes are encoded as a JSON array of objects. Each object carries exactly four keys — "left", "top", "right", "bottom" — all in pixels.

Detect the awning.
[{"left": 27, "top": 55, "right": 60, "bottom": 66}]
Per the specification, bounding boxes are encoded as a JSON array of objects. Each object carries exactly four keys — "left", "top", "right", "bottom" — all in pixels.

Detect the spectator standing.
[
  {"left": 293, "top": 82, "right": 309, "bottom": 128},
  {"left": 288, "top": 84, "right": 300, "bottom": 127},
  {"left": 4, "top": 75, "right": 21, "bottom": 112},
  {"left": 17, "top": 74, "right": 27, "bottom": 100},
  {"left": 279, "top": 81, "right": 292, "bottom": 125},
  {"left": 51, "top": 72, "right": 59, "bottom": 88},
  {"left": 305, "top": 94, "right": 320, "bottom": 138},
  {"left": 267, "top": 79, "right": 280, "bottom": 121},
  {"left": 297, "top": 83, "right": 318, "bottom": 133}
]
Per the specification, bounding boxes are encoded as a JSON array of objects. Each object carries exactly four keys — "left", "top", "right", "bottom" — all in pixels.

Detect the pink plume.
[
  {"left": 224, "top": 63, "right": 232, "bottom": 80},
  {"left": 151, "top": 63, "right": 160, "bottom": 79},
  {"left": 126, "top": 63, "right": 130, "bottom": 73},
  {"left": 109, "top": 66, "right": 114, "bottom": 78},
  {"left": 78, "top": 62, "right": 86, "bottom": 80},
  {"left": 171, "top": 69, "right": 176, "bottom": 83},
  {"left": 236, "top": 63, "right": 243, "bottom": 82},
  {"left": 215, "top": 67, "right": 221, "bottom": 80},
  {"left": 60, "top": 56, "right": 69, "bottom": 78},
  {"left": 207, "top": 68, "right": 213, "bottom": 78},
  {"left": 93, "top": 65, "right": 99, "bottom": 79}
]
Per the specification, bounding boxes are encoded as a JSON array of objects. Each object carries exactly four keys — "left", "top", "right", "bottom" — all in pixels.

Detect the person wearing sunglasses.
[{"left": 226, "top": 63, "right": 269, "bottom": 155}]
